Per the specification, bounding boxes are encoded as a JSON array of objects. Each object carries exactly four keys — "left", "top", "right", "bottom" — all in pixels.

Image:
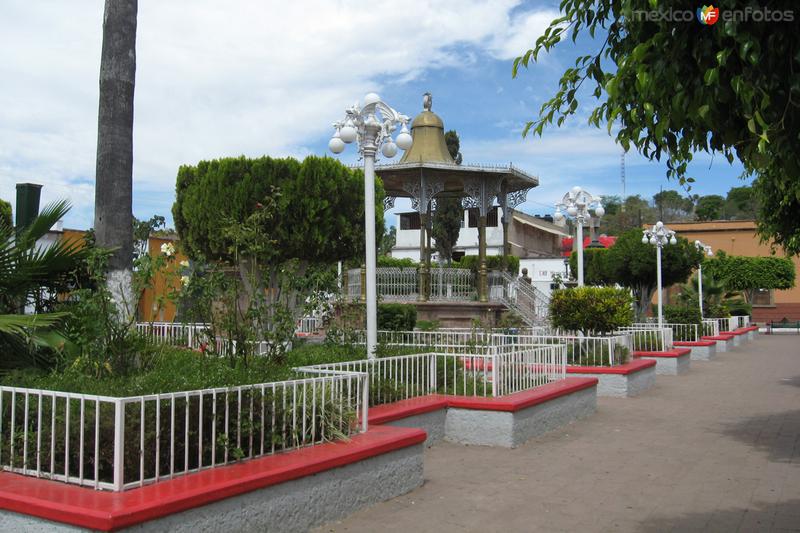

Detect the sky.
[{"left": 0, "top": 0, "right": 751, "bottom": 231}]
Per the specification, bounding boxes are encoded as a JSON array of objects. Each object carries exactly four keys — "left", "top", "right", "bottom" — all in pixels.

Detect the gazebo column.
[
  {"left": 478, "top": 213, "right": 488, "bottom": 302},
  {"left": 403, "top": 175, "right": 444, "bottom": 303},
  {"left": 418, "top": 211, "right": 428, "bottom": 301},
  {"left": 425, "top": 201, "right": 434, "bottom": 300},
  {"left": 463, "top": 177, "right": 501, "bottom": 303}
]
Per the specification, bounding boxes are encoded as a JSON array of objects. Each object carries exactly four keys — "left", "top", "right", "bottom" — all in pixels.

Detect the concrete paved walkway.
[{"left": 317, "top": 334, "right": 800, "bottom": 532}]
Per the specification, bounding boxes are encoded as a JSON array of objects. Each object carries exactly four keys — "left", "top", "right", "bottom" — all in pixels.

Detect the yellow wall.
[
  {"left": 137, "top": 236, "right": 187, "bottom": 322},
  {"left": 668, "top": 220, "right": 800, "bottom": 305}
]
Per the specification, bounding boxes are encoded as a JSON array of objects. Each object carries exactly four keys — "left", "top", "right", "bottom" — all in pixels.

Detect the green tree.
[
  {"left": 173, "top": 155, "right": 382, "bottom": 322},
  {"left": 600, "top": 229, "right": 703, "bottom": 319},
  {"left": 514, "top": 0, "right": 800, "bottom": 254},
  {"left": 652, "top": 190, "right": 692, "bottom": 222},
  {"left": 432, "top": 130, "right": 465, "bottom": 263},
  {"left": 0, "top": 199, "right": 11, "bottom": 228},
  {"left": 132, "top": 215, "right": 166, "bottom": 260},
  {"left": 695, "top": 195, "right": 726, "bottom": 221},
  {"left": 704, "top": 251, "right": 796, "bottom": 303},
  {"left": 379, "top": 225, "right": 396, "bottom": 256},
  {"left": 94, "top": 0, "right": 137, "bottom": 316},
  {"left": 568, "top": 248, "right": 611, "bottom": 285},
  {"left": 601, "top": 194, "right": 655, "bottom": 235},
  {"left": 444, "top": 130, "right": 462, "bottom": 165},
  {"left": 724, "top": 186, "right": 758, "bottom": 219},
  {"left": 431, "top": 198, "right": 463, "bottom": 264},
  {"left": 174, "top": 155, "right": 381, "bottom": 266}
]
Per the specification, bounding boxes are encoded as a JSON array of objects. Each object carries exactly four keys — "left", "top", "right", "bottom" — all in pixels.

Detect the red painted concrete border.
[
  {"left": 369, "top": 378, "right": 598, "bottom": 421},
  {"left": 566, "top": 359, "right": 656, "bottom": 375},
  {"left": 702, "top": 335, "right": 735, "bottom": 341},
  {"left": 445, "top": 377, "right": 598, "bottom": 412},
  {"left": 369, "top": 395, "right": 449, "bottom": 425},
  {"left": 0, "top": 425, "right": 426, "bottom": 532},
  {"left": 633, "top": 347, "right": 692, "bottom": 358},
  {"left": 674, "top": 340, "right": 716, "bottom": 347}
]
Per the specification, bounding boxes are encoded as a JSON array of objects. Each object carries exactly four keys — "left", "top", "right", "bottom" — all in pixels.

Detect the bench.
[{"left": 768, "top": 318, "right": 800, "bottom": 334}]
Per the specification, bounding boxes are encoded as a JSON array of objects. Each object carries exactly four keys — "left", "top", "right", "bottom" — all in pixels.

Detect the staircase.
[{"left": 489, "top": 272, "right": 550, "bottom": 327}]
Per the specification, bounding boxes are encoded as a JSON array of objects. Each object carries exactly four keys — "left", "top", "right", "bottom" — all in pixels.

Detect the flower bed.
[{"left": 0, "top": 369, "right": 367, "bottom": 491}]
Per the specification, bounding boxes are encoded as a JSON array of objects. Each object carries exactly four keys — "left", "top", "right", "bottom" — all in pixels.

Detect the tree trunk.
[{"left": 94, "top": 0, "right": 137, "bottom": 319}]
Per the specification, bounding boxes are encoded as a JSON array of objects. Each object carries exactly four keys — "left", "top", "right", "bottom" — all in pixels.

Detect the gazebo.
[{"left": 376, "top": 94, "right": 539, "bottom": 302}]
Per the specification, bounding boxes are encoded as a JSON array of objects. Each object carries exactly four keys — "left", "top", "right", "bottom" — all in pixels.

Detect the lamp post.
[
  {"left": 553, "top": 187, "right": 604, "bottom": 287},
  {"left": 329, "top": 93, "right": 412, "bottom": 358},
  {"left": 642, "top": 221, "right": 677, "bottom": 328},
  {"left": 694, "top": 240, "right": 713, "bottom": 318}
]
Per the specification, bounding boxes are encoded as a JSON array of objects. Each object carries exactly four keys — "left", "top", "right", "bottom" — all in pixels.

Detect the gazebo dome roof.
[
  {"left": 411, "top": 110, "right": 444, "bottom": 129},
  {"left": 399, "top": 109, "right": 454, "bottom": 164}
]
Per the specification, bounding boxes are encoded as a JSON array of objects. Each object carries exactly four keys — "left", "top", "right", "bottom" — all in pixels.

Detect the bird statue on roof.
[{"left": 423, "top": 92, "right": 432, "bottom": 111}]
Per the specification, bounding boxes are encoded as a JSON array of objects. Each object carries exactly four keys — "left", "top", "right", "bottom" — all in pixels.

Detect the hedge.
[
  {"left": 377, "top": 303, "right": 417, "bottom": 331},
  {"left": 549, "top": 286, "right": 634, "bottom": 335}
]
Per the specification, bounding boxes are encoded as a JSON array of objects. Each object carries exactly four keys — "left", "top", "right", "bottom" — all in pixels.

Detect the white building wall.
[
  {"left": 393, "top": 211, "right": 505, "bottom": 261},
  {"left": 519, "top": 257, "right": 570, "bottom": 299}
]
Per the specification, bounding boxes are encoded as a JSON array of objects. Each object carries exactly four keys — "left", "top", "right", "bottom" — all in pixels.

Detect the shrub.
[
  {"left": 377, "top": 303, "right": 417, "bottom": 331},
  {"left": 549, "top": 286, "right": 634, "bottom": 335},
  {"left": 455, "top": 255, "right": 519, "bottom": 274},
  {"left": 377, "top": 256, "right": 418, "bottom": 268},
  {"left": 663, "top": 305, "right": 702, "bottom": 325},
  {"left": 706, "top": 303, "right": 731, "bottom": 318},
  {"left": 415, "top": 319, "right": 440, "bottom": 331},
  {"left": 727, "top": 300, "right": 752, "bottom": 316}
]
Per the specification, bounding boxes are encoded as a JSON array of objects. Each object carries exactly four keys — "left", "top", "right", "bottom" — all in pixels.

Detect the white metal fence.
[
  {"left": 298, "top": 345, "right": 565, "bottom": 400},
  {"left": 0, "top": 372, "right": 367, "bottom": 492},
  {"left": 635, "top": 322, "right": 699, "bottom": 343},
  {"left": 375, "top": 267, "right": 419, "bottom": 301},
  {"left": 730, "top": 315, "right": 751, "bottom": 329},
  {"left": 702, "top": 318, "right": 720, "bottom": 337},
  {"left": 493, "top": 333, "right": 631, "bottom": 367},
  {"left": 296, "top": 316, "right": 323, "bottom": 335},
  {"left": 429, "top": 268, "right": 475, "bottom": 301},
  {"left": 346, "top": 329, "right": 628, "bottom": 368},
  {"left": 617, "top": 326, "right": 674, "bottom": 351}
]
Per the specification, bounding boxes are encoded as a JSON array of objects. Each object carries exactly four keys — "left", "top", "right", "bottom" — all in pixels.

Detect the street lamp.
[
  {"left": 553, "top": 186, "right": 604, "bottom": 286},
  {"left": 329, "top": 93, "right": 412, "bottom": 358},
  {"left": 694, "top": 240, "right": 713, "bottom": 318},
  {"left": 642, "top": 221, "right": 677, "bottom": 328}
]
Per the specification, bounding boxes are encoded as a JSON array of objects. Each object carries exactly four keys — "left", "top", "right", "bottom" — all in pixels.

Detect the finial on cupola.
[{"left": 423, "top": 92, "right": 432, "bottom": 111}]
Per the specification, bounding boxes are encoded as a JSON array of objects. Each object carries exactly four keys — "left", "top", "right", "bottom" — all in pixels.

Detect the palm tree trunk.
[{"left": 94, "top": 0, "right": 138, "bottom": 318}]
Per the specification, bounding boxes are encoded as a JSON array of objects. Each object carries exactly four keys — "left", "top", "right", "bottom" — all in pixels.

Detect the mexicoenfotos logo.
[{"left": 697, "top": 5, "right": 720, "bottom": 25}]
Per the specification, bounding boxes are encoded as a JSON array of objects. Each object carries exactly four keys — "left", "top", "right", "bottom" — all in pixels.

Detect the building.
[
  {"left": 392, "top": 209, "right": 567, "bottom": 262},
  {"left": 669, "top": 220, "right": 800, "bottom": 322}
]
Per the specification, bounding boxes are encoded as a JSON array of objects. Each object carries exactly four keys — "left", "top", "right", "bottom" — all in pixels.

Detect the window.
[
  {"left": 751, "top": 288, "right": 774, "bottom": 306},
  {"left": 399, "top": 212, "right": 421, "bottom": 230},
  {"left": 467, "top": 206, "right": 499, "bottom": 228},
  {"left": 451, "top": 251, "right": 465, "bottom": 262}
]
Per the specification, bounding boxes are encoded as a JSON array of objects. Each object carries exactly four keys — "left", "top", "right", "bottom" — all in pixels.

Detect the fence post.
[
  {"left": 491, "top": 347, "right": 500, "bottom": 397},
  {"left": 361, "top": 374, "right": 369, "bottom": 433},
  {"left": 113, "top": 399, "right": 125, "bottom": 491},
  {"left": 360, "top": 264, "right": 367, "bottom": 302},
  {"left": 428, "top": 354, "right": 437, "bottom": 392}
]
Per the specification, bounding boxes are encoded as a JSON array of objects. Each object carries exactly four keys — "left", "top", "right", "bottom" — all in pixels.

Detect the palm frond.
[{"left": 0, "top": 312, "right": 70, "bottom": 336}]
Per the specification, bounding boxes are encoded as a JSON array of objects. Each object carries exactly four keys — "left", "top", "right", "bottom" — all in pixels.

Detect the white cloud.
[
  {"left": 2, "top": 0, "right": 571, "bottom": 228},
  {"left": 488, "top": 8, "right": 561, "bottom": 60}
]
